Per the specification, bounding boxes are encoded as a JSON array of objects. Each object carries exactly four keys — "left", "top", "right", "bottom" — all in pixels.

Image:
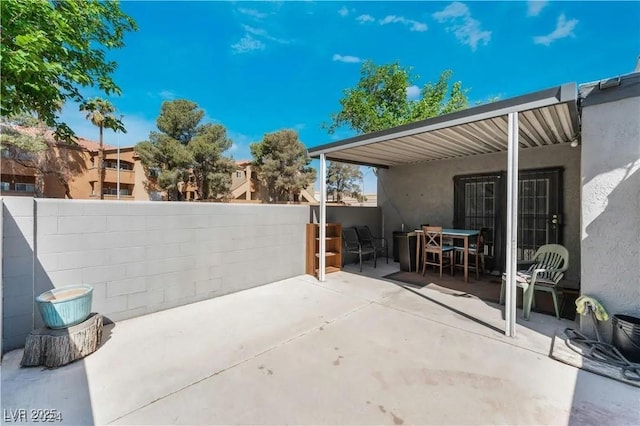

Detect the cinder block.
[
  {"left": 3, "top": 235, "right": 34, "bottom": 258},
  {"left": 125, "top": 261, "right": 151, "bottom": 279},
  {"left": 82, "top": 200, "right": 108, "bottom": 216},
  {"left": 55, "top": 200, "right": 85, "bottom": 217},
  {"left": 46, "top": 269, "right": 84, "bottom": 287},
  {"left": 3, "top": 294, "right": 33, "bottom": 319},
  {"left": 33, "top": 253, "right": 57, "bottom": 272},
  {"left": 105, "top": 265, "right": 127, "bottom": 282},
  {"left": 145, "top": 215, "right": 167, "bottom": 230},
  {"left": 4, "top": 197, "right": 34, "bottom": 217},
  {"left": 81, "top": 266, "right": 109, "bottom": 285},
  {"left": 127, "top": 289, "right": 164, "bottom": 310},
  {"left": 163, "top": 228, "right": 195, "bottom": 244},
  {"left": 2, "top": 274, "right": 33, "bottom": 298},
  {"left": 92, "top": 294, "right": 128, "bottom": 316},
  {"left": 164, "top": 281, "right": 195, "bottom": 301},
  {"left": 35, "top": 216, "right": 58, "bottom": 236},
  {"left": 107, "top": 215, "right": 146, "bottom": 231},
  {"left": 3, "top": 216, "right": 33, "bottom": 239},
  {"left": 34, "top": 199, "right": 59, "bottom": 216},
  {"left": 106, "top": 277, "right": 146, "bottom": 298},
  {"left": 195, "top": 278, "right": 222, "bottom": 295},
  {"left": 107, "top": 246, "right": 145, "bottom": 265},
  {"left": 3, "top": 255, "right": 32, "bottom": 278},
  {"left": 58, "top": 216, "right": 106, "bottom": 234},
  {"left": 36, "top": 234, "right": 83, "bottom": 254},
  {"left": 2, "top": 313, "right": 34, "bottom": 352}
]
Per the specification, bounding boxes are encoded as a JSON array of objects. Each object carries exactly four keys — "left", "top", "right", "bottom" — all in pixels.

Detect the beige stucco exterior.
[
  {"left": 580, "top": 78, "right": 640, "bottom": 339},
  {"left": 378, "top": 143, "right": 582, "bottom": 281}
]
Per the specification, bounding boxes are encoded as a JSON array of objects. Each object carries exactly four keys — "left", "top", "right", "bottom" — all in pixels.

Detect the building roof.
[
  {"left": 579, "top": 72, "right": 640, "bottom": 108},
  {"left": 1, "top": 125, "right": 117, "bottom": 151},
  {"left": 307, "top": 83, "right": 579, "bottom": 168},
  {"left": 75, "top": 137, "right": 116, "bottom": 151}
]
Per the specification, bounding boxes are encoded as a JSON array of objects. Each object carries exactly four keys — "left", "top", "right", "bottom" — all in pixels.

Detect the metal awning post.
[
  {"left": 319, "top": 154, "right": 327, "bottom": 282},
  {"left": 505, "top": 112, "right": 519, "bottom": 337}
]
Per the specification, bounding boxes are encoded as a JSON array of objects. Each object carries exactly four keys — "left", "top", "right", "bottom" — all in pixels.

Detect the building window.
[
  {"left": 1, "top": 182, "right": 10, "bottom": 191},
  {"left": 103, "top": 186, "right": 131, "bottom": 196},
  {"left": 15, "top": 183, "right": 35, "bottom": 192},
  {"left": 236, "top": 171, "right": 243, "bottom": 178},
  {"left": 104, "top": 161, "right": 131, "bottom": 170}
]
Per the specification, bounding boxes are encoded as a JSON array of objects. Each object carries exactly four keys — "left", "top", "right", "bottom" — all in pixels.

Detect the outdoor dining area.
[{"left": 338, "top": 223, "right": 576, "bottom": 322}]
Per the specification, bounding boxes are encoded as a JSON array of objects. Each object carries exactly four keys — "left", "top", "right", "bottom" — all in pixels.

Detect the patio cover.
[
  {"left": 308, "top": 83, "right": 580, "bottom": 337},
  {"left": 308, "top": 83, "right": 579, "bottom": 168}
]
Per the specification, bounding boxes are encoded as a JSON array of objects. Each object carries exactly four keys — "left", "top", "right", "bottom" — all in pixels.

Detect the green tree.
[
  {"left": 135, "top": 100, "right": 235, "bottom": 201},
  {"left": 326, "top": 161, "right": 364, "bottom": 203},
  {"left": 0, "top": 115, "right": 85, "bottom": 198},
  {"left": 80, "top": 98, "right": 126, "bottom": 199},
  {"left": 250, "top": 130, "right": 316, "bottom": 202},
  {"left": 324, "top": 61, "right": 469, "bottom": 135},
  {"left": 188, "top": 124, "right": 236, "bottom": 200},
  {"left": 0, "top": 0, "right": 137, "bottom": 138}
]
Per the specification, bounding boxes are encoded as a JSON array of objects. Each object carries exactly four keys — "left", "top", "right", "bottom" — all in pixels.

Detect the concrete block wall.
[
  {"left": 2, "top": 198, "right": 308, "bottom": 352},
  {"left": 2, "top": 197, "right": 35, "bottom": 352}
]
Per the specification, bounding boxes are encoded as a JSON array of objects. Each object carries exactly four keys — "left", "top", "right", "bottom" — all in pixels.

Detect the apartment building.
[
  {"left": 2, "top": 128, "right": 316, "bottom": 203},
  {"left": 230, "top": 160, "right": 317, "bottom": 203},
  {"left": 1, "top": 126, "right": 149, "bottom": 200}
]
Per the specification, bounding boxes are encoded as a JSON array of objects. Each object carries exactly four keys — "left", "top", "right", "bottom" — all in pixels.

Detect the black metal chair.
[
  {"left": 342, "top": 227, "right": 376, "bottom": 272},
  {"left": 356, "top": 226, "right": 388, "bottom": 264}
]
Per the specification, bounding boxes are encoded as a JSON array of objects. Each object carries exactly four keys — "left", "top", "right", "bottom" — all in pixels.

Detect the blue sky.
[{"left": 59, "top": 1, "right": 640, "bottom": 193}]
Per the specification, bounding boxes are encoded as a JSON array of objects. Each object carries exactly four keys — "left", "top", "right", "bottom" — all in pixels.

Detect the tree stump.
[{"left": 21, "top": 313, "right": 103, "bottom": 368}]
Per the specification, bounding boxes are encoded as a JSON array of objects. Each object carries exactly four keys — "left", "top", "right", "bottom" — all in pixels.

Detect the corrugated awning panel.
[{"left": 319, "top": 102, "right": 578, "bottom": 168}]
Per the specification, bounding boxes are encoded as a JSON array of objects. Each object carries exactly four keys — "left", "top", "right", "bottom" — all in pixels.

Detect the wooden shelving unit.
[{"left": 306, "top": 223, "right": 342, "bottom": 277}]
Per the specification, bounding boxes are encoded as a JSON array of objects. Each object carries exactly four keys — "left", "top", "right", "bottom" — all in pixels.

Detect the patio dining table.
[{"left": 415, "top": 228, "right": 480, "bottom": 283}]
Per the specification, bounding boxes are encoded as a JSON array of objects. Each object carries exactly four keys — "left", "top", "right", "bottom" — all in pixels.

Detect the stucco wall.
[
  {"left": 580, "top": 95, "right": 640, "bottom": 339},
  {"left": 2, "top": 198, "right": 308, "bottom": 352},
  {"left": 377, "top": 143, "right": 581, "bottom": 280}
]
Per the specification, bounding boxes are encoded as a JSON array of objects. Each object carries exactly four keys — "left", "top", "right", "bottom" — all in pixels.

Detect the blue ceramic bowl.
[{"left": 35, "top": 285, "right": 94, "bottom": 329}]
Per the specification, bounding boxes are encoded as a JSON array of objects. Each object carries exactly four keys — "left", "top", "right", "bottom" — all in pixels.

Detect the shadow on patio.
[{"left": 339, "top": 257, "right": 578, "bottom": 354}]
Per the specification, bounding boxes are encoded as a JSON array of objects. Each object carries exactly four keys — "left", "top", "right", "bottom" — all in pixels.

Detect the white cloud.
[
  {"left": 243, "top": 25, "right": 290, "bottom": 45},
  {"left": 379, "top": 15, "right": 428, "bottom": 32},
  {"left": 356, "top": 14, "right": 375, "bottom": 24},
  {"left": 433, "top": 2, "right": 491, "bottom": 51},
  {"left": 406, "top": 85, "right": 421, "bottom": 100},
  {"left": 231, "top": 35, "right": 266, "bottom": 54},
  {"left": 533, "top": 14, "right": 579, "bottom": 46},
  {"left": 158, "top": 90, "right": 175, "bottom": 100},
  {"left": 527, "top": 1, "right": 548, "bottom": 17},
  {"left": 380, "top": 15, "right": 403, "bottom": 25},
  {"left": 238, "top": 7, "right": 268, "bottom": 19},
  {"left": 338, "top": 6, "right": 349, "bottom": 17},
  {"left": 232, "top": 24, "right": 291, "bottom": 53},
  {"left": 332, "top": 54, "right": 362, "bottom": 63},
  {"left": 410, "top": 21, "right": 428, "bottom": 32}
]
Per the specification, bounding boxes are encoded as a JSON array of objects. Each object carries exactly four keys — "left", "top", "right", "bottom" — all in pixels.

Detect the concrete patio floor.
[{"left": 2, "top": 261, "right": 639, "bottom": 425}]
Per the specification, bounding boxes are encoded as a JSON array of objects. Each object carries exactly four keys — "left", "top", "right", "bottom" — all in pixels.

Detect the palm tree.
[{"left": 80, "top": 98, "right": 126, "bottom": 199}]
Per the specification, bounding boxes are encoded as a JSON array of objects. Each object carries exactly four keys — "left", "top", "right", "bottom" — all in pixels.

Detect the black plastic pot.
[{"left": 612, "top": 314, "right": 640, "bottom": 363}]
